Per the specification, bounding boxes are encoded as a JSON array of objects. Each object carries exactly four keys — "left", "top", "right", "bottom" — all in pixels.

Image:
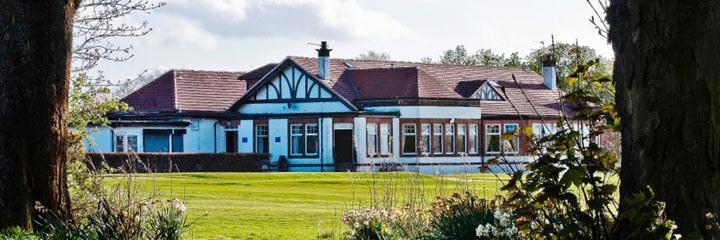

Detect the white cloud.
[
  {"left": 139, "top": 14, "right": 218, "bottom": 48},
  {"left": 157, "top": 0, "right": 419, "bottom": 41}
]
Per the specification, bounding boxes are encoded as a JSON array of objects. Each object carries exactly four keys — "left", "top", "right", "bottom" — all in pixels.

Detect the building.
[{"left": 87, "top": 42, "right": 577, "bottom": 173}]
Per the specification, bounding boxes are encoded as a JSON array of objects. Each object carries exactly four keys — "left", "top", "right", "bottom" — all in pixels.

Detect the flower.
[
  {"left": 173, "top": 199, "right": 186, "bottom": 212},
  {"left": 476, "top": 223, "right": 491, "bottom": 237}
]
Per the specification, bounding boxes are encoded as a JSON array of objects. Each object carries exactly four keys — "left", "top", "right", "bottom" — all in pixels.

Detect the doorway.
[{"left": 333, "top": 130, "right": 354, "bottom": 165}]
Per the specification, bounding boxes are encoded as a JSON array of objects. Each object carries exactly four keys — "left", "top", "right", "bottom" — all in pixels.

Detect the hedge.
[{"left": 86, "top": 152, "right": 271, "bottom": 173}]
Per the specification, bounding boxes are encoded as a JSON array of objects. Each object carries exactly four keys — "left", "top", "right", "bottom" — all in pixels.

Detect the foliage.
[
  {"left": 526, "top": 42, "right": 612, "bottom": 91},
  {"left": 357, "top": 51, "right": 391, "bottom": 61},
  {"left": 68, "top": 73, "right": 131, "bottom": 139},
  {"left": 488, "top": 59, "right": 676, "bottom": 239},
  {"left": 342, "top": 206, "right": 424, "bottom": 240},
  {"left": 0, "top": 227, "right": 39, "bottom": 240},
  {"left": 430, "top": 45, "right": 525, "bottom": 68},
  {"left": 421, "top": 192, "right": 504, "bottom": 240}
]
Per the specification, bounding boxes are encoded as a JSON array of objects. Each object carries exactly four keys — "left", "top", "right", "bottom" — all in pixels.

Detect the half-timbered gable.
[
  {"left": 471, "top": 80, "right": 505, "bottom": 101},
  {"left": 230, "top": 59, "right": 356, "bottom": 114}
]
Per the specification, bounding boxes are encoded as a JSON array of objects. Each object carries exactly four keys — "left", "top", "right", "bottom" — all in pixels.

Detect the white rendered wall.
[
  {"left": 321, "top": 117, "right": 333, "bottom": 164},
  {"left": 268, "top": 118, "right": 288, "bottom": 162},
  {"left": 238, "top": 120, "right": 254, "bottom": 153},
  {"left": 365, "top": 106, "right": 482, "bottom": 119},
  {"left": 353, "top": 117, "right": 367, "bottom": 164},
  {"left": 237, "top": 102, "right": 349, "bottom": 114}
]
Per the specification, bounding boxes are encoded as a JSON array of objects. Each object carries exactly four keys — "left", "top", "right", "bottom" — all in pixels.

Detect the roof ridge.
[
  {"left": 287, "top": 55, "right": 532, "bottom": 71},
  {"left": 172, "top": 68, "right": 246, "bottom": 74}
]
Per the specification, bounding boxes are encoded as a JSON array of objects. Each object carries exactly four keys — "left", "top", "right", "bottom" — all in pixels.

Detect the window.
[
  {"left": 485, "top": 124, "right": 501, "bottom": 154},
  {"left": 127, "top": 135, "right": 138, "bottom": 152},
  {"left": 367, "top": 123, "right": 378, "bottom": 156},
  {"left": 306, "top": 124, "right": 319, "bottom": 155},
  {"left": 421, "top": 124, "right": 431, "bottom": 154},
  {"left": 433, "top": 124, "right": 443, "bottom": 154},
  {"left": 469, "top": 124, "right": 479, "bottom": 154},
  {"left": 255, "top": 125, "right": 269, "bottom": 153},
  {"left": 379, "top": 123, "right": 391, "bottom": 155},
  {"left": 115, "top": 135, "right": 125, "bottom": 152},
  {"left": 116, "top": 134, "right": 139, "bottom": 152},
  {"left": 504, "top": 124, "right": 520, "bottom": 154},
  {"left": 457, "top": 124, "right": 467, "bottom": 154},
  {"left": 290, "top": 124, "right": 303, "bottom": 156},
  {"left": 402, "top": 124, "right": 416, "bottom": 154},
  {"left": 444, "top": 124, "right": 455, "bottom": 154}
]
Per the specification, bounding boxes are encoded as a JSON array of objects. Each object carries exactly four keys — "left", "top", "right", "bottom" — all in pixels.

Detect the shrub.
[{"left": 421, "top": 192, "right": 504, "bottom": 240}]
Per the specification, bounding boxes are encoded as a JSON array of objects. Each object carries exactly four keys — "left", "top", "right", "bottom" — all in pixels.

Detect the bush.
[{"left": 86, "top": 152, "right": 271, "bottom": 173}]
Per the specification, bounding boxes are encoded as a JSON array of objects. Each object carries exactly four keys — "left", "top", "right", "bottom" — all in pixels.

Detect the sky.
[{"left": 92, "top": 0, "right": 613, "bottom": 82}]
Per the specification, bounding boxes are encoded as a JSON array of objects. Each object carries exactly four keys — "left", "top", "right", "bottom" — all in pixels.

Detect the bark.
[
  {"left": 608, "top": 0, "right": 720, "bottom": 238},
  {"left": 0, "top": 0, "right": 76, "bottom": 229}
]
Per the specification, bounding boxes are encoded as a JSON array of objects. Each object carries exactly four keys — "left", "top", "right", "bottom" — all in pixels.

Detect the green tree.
[
  {"left": 356, "top": 51, "right": 391, "bottom": 61},
  {"left": 609, "top": 0, "right": 720, "bottom": 238},
  {"left": 526, "top": 42, "right": 601, "bottom": 90}
]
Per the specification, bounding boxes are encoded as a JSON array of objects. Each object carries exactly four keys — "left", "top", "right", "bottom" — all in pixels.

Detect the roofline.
[
  {"left": 288, "top": 55, "right": 536, "bottom": 72},
  {"left": 227, "top": 58, "right": 359, "bottom": 112}
]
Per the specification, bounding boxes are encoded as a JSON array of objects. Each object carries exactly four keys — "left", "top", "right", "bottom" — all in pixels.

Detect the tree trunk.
[
  {"left": 609, "top": 0, "right": 720, "bottom": 238},
  {"left": 0, "top": 1, "right": 76, "bottom": 229}
]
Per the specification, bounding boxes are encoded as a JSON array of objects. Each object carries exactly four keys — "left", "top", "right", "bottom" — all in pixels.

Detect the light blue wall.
[
  {"left": 84, "top": 127, "right": 113, "bottom": 152},
  {"left": 238, "top": 120, "right": 254, "bottom": 153},
  {"left": 268, "top": 118, "right": 288, "bottom": 162},
  {"left": 238, "top": 102, "right": 349, "bottom": 114}
]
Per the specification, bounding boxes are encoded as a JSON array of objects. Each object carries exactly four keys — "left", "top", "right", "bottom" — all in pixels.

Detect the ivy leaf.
[{"left": 522, "top": 126, "right": 534, "bottom": 137}]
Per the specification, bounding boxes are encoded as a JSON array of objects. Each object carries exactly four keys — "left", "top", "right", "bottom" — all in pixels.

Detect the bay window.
[
  {"left": 433, "top": 124, "right": 443, "bottom": 154},
  {"left": 503, "top": 124, "right": 520, "bottom": 154},
  {"left": 421, "top": 124, "right": 431, "bottom": 154},
  {"left": 457, "top": 124, "right": 467, "bottom": 154},
  {"left": 469, "top": 124, "right": 479, "bottom": 154},
  {"left": 379, "top": 123, "right": 391, "bottom": 155},
  {"left": 444, "top": 124, "right": 455, "bottom": 154}
]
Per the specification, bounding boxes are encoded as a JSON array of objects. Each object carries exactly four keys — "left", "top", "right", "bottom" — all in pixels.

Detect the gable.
[
  {"left": 472, "top": 82, "right": 504, "bottom": 101},
  {"left": 231, "top": 60, "right": 356, "bottom": 114},
  {"left": 249, "top": 66, "right": 334, "bottom": 101}
]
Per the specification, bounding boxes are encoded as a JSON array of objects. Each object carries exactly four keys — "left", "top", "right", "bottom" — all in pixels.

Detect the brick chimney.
[{"left": 316, "top": 41, "right": 332, "bottom": 80}]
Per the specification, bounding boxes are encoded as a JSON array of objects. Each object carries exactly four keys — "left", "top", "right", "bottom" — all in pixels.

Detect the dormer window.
[{"left": 472, "top": 81, "right": 504, "bottom": 101}]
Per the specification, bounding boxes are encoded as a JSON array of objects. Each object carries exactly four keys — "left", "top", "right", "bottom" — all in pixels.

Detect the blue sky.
[{"left": 92, "top": 0, "right": 613, "bottom": 82}]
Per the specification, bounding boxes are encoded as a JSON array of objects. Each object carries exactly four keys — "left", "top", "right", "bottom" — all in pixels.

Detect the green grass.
[{"left": 106, "top": 172, "right": 506, "bottom": 239}]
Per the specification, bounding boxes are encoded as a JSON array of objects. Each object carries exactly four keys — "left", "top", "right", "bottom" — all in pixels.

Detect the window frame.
[
  {"left": 290, "top": 124, "right": 304, "bottom": 156},
  {"left": 503, "top": 124, "right": 520, "bottom": 154},
  {"left": 444, "top": 123, "right": 455, "bottom": 154},
  {"left": 432, "top": 123, "right": 443, "bottom": 155},
  {"left": 402, "top": 124, "right": 417, "bottom": 155},
  {"left": 421, "top": 123, "right": 431, "bottom": 155},
  {"left": 367, "top": 123, "right": 378, "bottom": 156},
  {"left": 305, "top": 123, "right": 319, "bottom": 156},
  {"left": 485, "top": 124, "right": 502, "bottom": 154},
  {"left": 468, "top": 124, "right": 479, "bottom": 154},
  {"left": 457, "top": 124, "right": 467, "bottom": 154},
  {"left": 255, "top": 125, "right": 269, "bottom": 153},
  {"left": 379, "top": 123, "right": 391, "bottom": 156}
]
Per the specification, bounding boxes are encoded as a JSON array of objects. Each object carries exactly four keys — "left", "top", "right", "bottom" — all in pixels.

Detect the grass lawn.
[{"left": 106, "top": 172, "right": 507, "bottom": 239}]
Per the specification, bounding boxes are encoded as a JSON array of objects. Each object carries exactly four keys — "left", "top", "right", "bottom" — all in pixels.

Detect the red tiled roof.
[
  {"left": 238, "top": 63, "right": 278, "bottom": 89},
  {"left": 287, "top": 56, "right": 563, "bottom": 117},
  {"left": 122, "top": 69, "right": 246, "bottom": 112}
]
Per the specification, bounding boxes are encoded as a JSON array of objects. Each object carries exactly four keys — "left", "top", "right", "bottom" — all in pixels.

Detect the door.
[
  {"left": 226, "top": 131, "right": 238, "bottom": 153},
  {"left": 334, "top": 130, "right": 354, "bottom": 165}
]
